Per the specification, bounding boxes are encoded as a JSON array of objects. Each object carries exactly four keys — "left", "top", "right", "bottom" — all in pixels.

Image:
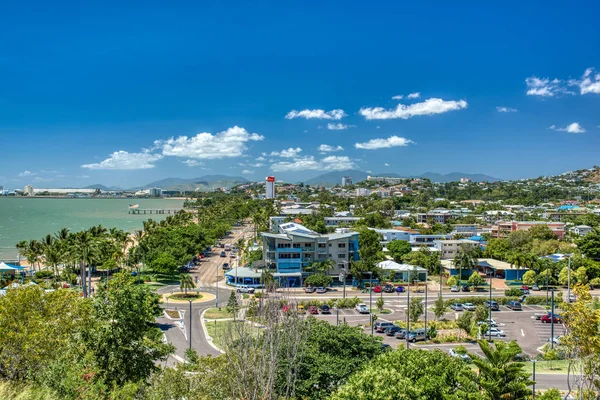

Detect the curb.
[{"left": 200, "top": 308, "right": 225, "bottom": 354}]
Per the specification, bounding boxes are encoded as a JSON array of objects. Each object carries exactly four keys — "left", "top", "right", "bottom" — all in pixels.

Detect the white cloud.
[
  {"left": 82, "top": 150, "right": 163, "bottom": 170},
  {"left": 392, "top": 95, "right": 403, "bottom": 100},
  {"left": 384, "top": 163, "right": 390, "bottom": 167},
  {"left": 270, "top": 147, "right": 302, "bottom": 158},
  {"left": 18, "top": 170, "right": 36, "bottom": 177},
  {"left": 256, "top": 156, "right": 266, "bottom": 161},
  {"left": 355, "top": 135, "right": 415, "bottom": 150},
  {"left": 376, "top": 125, "right": 380, "bottom": 129},
  {"left": 270, "top": 155, "right": 355, "bottom": 172},
  {"left": 242, "top": 169, "right": 254, "bottom": 174},
  {"left": 407, "top": 92, "right": 420, "bottom": 99},
  {"left": 77, "top": 175, "right": 91, "bottom": 179},
  {"left": 327, "top": 123, "right": 354, "bottom": 130},
  {"left": 570, "top": 67, "right": 600, "bottom": 95},
  {"left": 496, "top": 106, "right": 518, "bottom": 113},
  {"left": 550, "top": 122, "right": 586, "bottom": 133},
  {"left": 285, "top": 109, "right": 347, "bottom": 120},
  {"left": 249, "top": 162, "right": 265, "bottom": 167},
  {"left": 525, "top": 76, "right": 574, "bottom": 97},
  {"left": 359, "top": 98, "right": 467, "bottom": 120},
  {"left": 157, "top": 126, "right": 264, "bottom": 160},
  {"left": 318, "top": 144, "right": 344, "bottom": 153},
  {"left": 183, "top": 159, "right": 204, "bottom": 167}
]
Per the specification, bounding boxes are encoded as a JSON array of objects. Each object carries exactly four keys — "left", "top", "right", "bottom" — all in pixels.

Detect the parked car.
[
  {"left": 220, "top": 251, "right": 226, "bottom": 257},
  {"left": 461, "top": 285, "right": 470, "bottom": 292},
  {"left": 407, "top": 329, "right": 428, "bottom": 342},
  {"left": 568, "top": 294, "right": 577, "bottom": 303},
  {"left": 394, "top": 329, "right": 408, "bottom": 339},
  {"left": 450, "top": 285, "right": 460, "bottom": 292},
  {"left": 236, "top": 285, "right": 255, "bottom": 294},
  {"left": 355, "top": 303, "right": 369, "bottom": 314},
  {"left": 484, "top": 301, "right": 500, "bottom": 311},
  {"left": 507, "top": 300, "right": 522, "bottom": 310},
  {"left": 484, "top": 327, "right": 506, "bottom": 337},
  {"left": 308, "top": 306, "right": 319, "bottom": 315},
  {"left": 520, "top": 288, "right": 530, "bottom": 295},
  {"left": 541, "top": 314, "right": 562, "bottom": 323},
  {"left": 383, "top": 284, "right": 395, "bottom": 293},
  {"left": 222, "top": 263, "right": 230, "bottom": 270},
  {"left": 316, "top": 287, "right": 327, "bottom": 294},
  {"left": 381, "top": 343, "right": 392, "bottom": 352},
  {"left": 230, "top": 254, "right": 236, "bottom": 259},
  {"left": 375, "top": 322, "right": 395, "bottom": 333},
  {"left": 450, "top": 303, "right": 464, "bottom": 311},
  {"left": 531, "top": 285, "right": 540, "bottom": 291},
  {"left": 304, "top": 286, "right": 316, "bottom": 293},
  {"left": 395, "top": 286, "right": 405, "bottom": 293},
  {"left": 385, "top": 325, "right": 402, "bottom": 336},
  {"left": 463, "top": 303, "right": 476, "bottom": 311},
  {"left": 477, "top": 318, "right": 498, "bottom": 327},
  {"left": 320, "top": 304, "right": 331, "bottom": 314},
  {"left": 372, "top": 285, "right": 382, "bottom": 293},
  {"left": 449, "top": 348, "right": 471, "bottom": 362},
  {"left": 548, "top": 336, "right": 562, "bottom": 345}
]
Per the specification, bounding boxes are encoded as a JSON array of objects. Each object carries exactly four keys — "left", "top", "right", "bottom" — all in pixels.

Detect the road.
[{"left": 158, "top": 223, "right": 253, "bottom": 362}]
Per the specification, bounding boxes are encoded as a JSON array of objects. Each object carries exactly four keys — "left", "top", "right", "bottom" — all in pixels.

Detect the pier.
[{"left": 128, "top": 208, "right": 183, "bottom": 215}]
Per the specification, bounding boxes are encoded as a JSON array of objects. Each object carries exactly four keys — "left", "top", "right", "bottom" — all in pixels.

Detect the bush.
[
  {"left": 35, "top": 270, "right": 55, "bottom": 279},
  {"left": 590, "top": 277, "right": 600, "bottom": 287},
  {"left": 304, "top": 273, "right": 333, "bottom": 288},
  {"left": 505, "top": 288, "right": 523, "bottom": 297},
  {"left": 447, "top": 276, "right": 458, "bottom": 287}
]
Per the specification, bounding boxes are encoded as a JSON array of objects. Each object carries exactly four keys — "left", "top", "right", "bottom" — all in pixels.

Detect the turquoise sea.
[{"left": 0, "top": 197, "right": 185, "bottom": 260}]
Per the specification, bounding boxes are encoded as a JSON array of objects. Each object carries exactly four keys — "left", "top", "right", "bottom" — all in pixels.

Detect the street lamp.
[
  {"left": 567, "top": 254, "right": 572, "bottom": 302},
  {"left": 532, "top": 359, "right": 536, "bottom": 398},
  {"left": 187, "top": 299, "right": 193, "bottom": 350},
  {"left": 406, "top": 279, "right": 411, "bottom": 349},
  {"left": 488, "top": 268, "right": 493, "bottom": 342},
  {"left": 367, "top": 271, "right": 373, "bottom": 335}
]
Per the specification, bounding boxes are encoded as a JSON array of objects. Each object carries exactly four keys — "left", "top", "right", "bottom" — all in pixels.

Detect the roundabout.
[{"left": 162, "top": 291, "right": 216, "bottom": 304}]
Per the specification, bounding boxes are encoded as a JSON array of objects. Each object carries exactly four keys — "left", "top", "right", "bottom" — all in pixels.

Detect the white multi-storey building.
[
  {"left": 265, "top": 176, "right": 275, "bottom": 199},
  {"left": 433, "top": 239, "right": 480, "bottom": 259}
]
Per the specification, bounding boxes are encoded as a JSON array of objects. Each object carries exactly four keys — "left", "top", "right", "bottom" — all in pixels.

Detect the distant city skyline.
[{"left": 1, "top": 1, "right": 599, "bottom": 188}]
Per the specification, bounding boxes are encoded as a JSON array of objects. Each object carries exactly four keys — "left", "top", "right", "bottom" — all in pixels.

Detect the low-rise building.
[
  {"left": 570, "top": 225, "right": 593, "bottom": 236},
  {"left": 377, "top": 260, "right": 428, "bottom": 282},
  {"left": 324, "top": 216, "right": 361, "bottom": 227},
  {"left": 261, "top": 222, "right": 359, "bottom": 287},
  {"left": 409, "top": 234, "right": 452, "bottom": 248},
  {"left": 433, "top": 239, "right": 480, "bottom": 260},
  {"left": 355, "top": 188, "right": 371, "bottom": 197},
  {"left": 491, "top": 221, "right": 566, "bottom": 239},
  {"left": 416, "top": 209, "right": 454, "bottom": 224}
]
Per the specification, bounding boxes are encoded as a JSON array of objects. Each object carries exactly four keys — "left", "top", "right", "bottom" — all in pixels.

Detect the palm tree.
[
  {"left": 73, "top": 231, "right": 98, "bottom": 297},
  {"left": 453, "top": 244, "right": 477, "bottom": 284},
  {"left": 179, "top": 274, "right": 195, "bottom": 295},
  {"left": 461, "top": 340, "right": 533, "bottom": 399}
]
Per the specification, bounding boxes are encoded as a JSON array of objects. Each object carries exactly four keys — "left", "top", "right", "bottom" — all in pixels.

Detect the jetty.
[{"left": 128, "top": 208, "right": 183, "bottom": 215}]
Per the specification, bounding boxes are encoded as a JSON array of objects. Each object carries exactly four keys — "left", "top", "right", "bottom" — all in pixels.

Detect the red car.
[
  {"left": 308, "top": 306, "right": 319, "bottom": 314},
  {"left": 541, "top": 314, "right": 561, "bottom": 323},
  {"left": 373, "top": 285, "right": 382, "bottom": 293}
]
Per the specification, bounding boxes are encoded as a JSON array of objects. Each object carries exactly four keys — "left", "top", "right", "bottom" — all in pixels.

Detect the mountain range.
[
  {"left": 84, "top": 175, "right": 249, "bottom": 192},
  {"left": 302, "top": 170, "right": 501, "bottom": 186}
]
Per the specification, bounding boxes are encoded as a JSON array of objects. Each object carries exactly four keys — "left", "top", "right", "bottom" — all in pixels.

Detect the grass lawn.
[
  {"left": 205, "top": 320, "right": 259, "bottom": 349},
  {"left": 204, "top": 307, "right": 233, "bottom": 319}
]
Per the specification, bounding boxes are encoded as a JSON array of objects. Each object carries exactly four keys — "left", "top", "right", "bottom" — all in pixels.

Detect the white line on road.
[{"left": 521, "top": 329, "right": 525, "bottom": 337}]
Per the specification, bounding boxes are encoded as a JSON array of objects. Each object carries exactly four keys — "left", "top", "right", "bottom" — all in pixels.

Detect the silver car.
[{"left": 463, "top": 303, "right": 476, "bottom": 311}]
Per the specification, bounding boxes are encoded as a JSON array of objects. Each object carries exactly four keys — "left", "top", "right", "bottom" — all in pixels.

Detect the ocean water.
[{"left": 0, "top": 197, "right": 185, "bottom": 260}]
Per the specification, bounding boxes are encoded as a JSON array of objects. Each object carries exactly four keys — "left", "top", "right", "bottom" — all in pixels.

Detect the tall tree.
[
  {"left": 179, "top": 274, "right": 195, "bottom": 295},
  {"left": 453, "top": 244, "right": 477, "bottom": 281}
]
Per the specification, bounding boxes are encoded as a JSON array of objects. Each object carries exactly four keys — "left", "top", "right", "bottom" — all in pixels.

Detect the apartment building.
[
  {"left": 366, "top": 176, "right": 405, "bottom": 184},
  {"left": 490, "top": 221, "right": 566, "bottom": 239},
  {"left": 570, "top": 225, "right": 593, "bottom": 236},
  {"left": 410, "top": 234, "right": 452, "bottom": 247},
  {"left": 433, "top": 239, "right": 480, "bottom": 260},
  {"left": 452, "top": 224, "right": 480, "bottom": 236},
  {"left": 261, "top": 222, "right": 359, "bottom": 287},
  {"left": 324, "top": 216, "right": 361, "bottom": 227},
  {"left": 416, "top": 209, "right": 454, "bottom": 224}
]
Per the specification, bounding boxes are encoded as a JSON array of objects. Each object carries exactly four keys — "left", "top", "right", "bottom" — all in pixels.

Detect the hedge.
[{"left": 443, "top": 294, "right": 562, "bottom": 307}]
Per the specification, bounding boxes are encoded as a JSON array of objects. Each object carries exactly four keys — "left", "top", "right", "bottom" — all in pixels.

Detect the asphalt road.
[{"left": 157, "top": 224, "right": 252, "bottom": 363}]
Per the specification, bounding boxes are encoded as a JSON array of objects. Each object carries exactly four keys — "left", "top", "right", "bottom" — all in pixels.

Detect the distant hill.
[
  {"left": 83, "top": 184, "right": 119, "bottom": 191},
  {"left": 304, "top": 170, "right": 370, "bottom": 186},
  {"left": 135, "top": 175, "right": 249, "bottom": 192},
  {"left": 303, "top": 170, "right": 500, "bottom": 186}
]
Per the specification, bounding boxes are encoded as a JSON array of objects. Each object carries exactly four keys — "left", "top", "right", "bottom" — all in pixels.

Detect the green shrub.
[
  {"left": 504, "top": 288, "right": 522, "bottom": 297},
  {"left": 35, "top": 270, "right": 55, "bottom": 279}
]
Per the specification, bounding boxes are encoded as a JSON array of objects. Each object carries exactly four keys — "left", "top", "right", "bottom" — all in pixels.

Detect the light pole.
[
  {"left": 406, "top": 279, "right": 411, "bottom": 349},
  {"left": 216, "top": 261, "right": 219, "bottom": 309},
  {"left": 368, "top": 271, "right": 373, "bottom": 335},
  {"left": 187, "top": 299, "right": 193, "bottom": 350},
  {"left": 424, "top": 281, "right": 428, "bottom": 343},
  {"left": 488, "top": 269, "right": 493, "bottom": 342},
  {"left": 567, "top": 254, "right": 571, "bottom": 302},
  {"left": 550, "top": 289, "right": 555, "bottom": 350},
  {"left": 532, "top": 359, "right": 536, "bottom": 398}
]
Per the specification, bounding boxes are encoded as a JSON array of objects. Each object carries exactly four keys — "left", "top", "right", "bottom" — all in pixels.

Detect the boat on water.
[{"left": 129, "top": 203, "right": 139, "bottom": 209}]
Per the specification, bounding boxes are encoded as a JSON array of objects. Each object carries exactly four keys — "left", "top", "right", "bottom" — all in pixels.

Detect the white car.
[
  {"left": 484, "top": 327, "right": 506, "bottom": 337},
  {"left": 568, "top": 294, "right": 577, "bottom": 303},
  {"left": 450, "top": 286, "right": 459, "bottom": 292},
  {"left": 463, "top": 303, "right": 476, "bottom": 311},
  {"left": 355, "top": 303, "right": 369, "bottom": 314},
  {"left": 236, "top": 285, "right": 255, "bottom": 294},
  {"left": 477, "top": 318, "right": 498, "bottom": 327},
  {"left": 449, "top": 348, "right": 471, "bottom": 362},
  {"left": 548, "top": 336, "right": 561, "bottom": 345}
]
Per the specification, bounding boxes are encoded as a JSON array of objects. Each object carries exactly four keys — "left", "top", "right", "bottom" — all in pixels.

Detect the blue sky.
[{"left": 1, "top": 0, "right": 599, "bottom": 189}]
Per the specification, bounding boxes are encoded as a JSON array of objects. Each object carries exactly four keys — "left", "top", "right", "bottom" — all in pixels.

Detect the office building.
[
  {"left": 265, "top": 176, "right": 275, "bottom": 199},
  {"left": 24, "top": 185, "right": 34, "bottom": 196},
  {"left": 341, "top": 176, "right": 352, "bottom": 186},
  {"left": 148, "top": 187, "right": 162, "bottom": 197},
  {"left": 261, "top": 222, "right": 359, "bottom": 287}
]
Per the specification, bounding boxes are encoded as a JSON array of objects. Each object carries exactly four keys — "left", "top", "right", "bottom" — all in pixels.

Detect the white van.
[{"left": 224, "top": 244, "right": 232, "bottom": 251}]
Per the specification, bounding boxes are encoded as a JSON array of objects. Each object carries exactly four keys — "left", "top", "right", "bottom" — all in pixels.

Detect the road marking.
[{"left": 521, "top": 329, "right": 525, "bottom": 337}]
